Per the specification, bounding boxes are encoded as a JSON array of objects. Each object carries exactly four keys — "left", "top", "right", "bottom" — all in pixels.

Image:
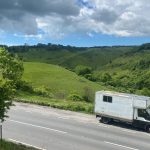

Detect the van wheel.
[
  {"left": 101, "top": 117, "right": 111, "bottom": 124},
  {"left": 146, "top": 125, "right": 150, "bottom": 133}
]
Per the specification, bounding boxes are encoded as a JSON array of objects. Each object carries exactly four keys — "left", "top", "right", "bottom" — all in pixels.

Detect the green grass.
[
  {"left": 15, "top": 92, "right": 94, "bottom": 114},
  {"left": 22, "top": 62, "right": 103, "bottom": 97},
  {"left": 0, "top": 140, "right": 37, "bottom": 150},
  {"left": 15, "top": 62, "right": 104, "bottom": 113}
]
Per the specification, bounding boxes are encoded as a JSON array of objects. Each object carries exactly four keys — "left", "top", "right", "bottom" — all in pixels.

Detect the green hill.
[
  {"left": 7, "top": 44, "right": 133, "bottom": 70},
  {"left": 22, "top": 62, "right": 103, "bottom": 97},
  {"left": 94, "top": 44, "right": 150, "bottom": 96},
  {"left": 6, "top": 43, "right": 150, "bottom": 97},
  {"left": 61, "top": 46, "right": 134, "bottom": 69},
  {"left": 16, "top": 62, "right": 104, "bottom": 113}
]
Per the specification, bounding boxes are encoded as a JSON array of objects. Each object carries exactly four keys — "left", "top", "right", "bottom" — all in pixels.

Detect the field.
[
  {"left": 15, "top": 62, "right": 104, "bottom": 113},
  {"left": 22, "top": 62, "right": 103, "bottom": 97}
]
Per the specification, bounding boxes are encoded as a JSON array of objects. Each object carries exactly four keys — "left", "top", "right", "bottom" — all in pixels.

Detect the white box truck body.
[{"left": 95, "top": 91, "right": 150, "bottom": 132}]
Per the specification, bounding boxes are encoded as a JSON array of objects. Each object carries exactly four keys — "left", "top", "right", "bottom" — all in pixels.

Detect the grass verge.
[
  {"left": 15, "top": 92, "right": 94, "bottom": 114},
  {"left": 0, "top": 140, "right": 37, "bottom": 150}
]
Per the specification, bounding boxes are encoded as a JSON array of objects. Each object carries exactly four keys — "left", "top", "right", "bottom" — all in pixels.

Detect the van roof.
[{"left": 96, "top": 91, "right": 150, "bottom": 101}]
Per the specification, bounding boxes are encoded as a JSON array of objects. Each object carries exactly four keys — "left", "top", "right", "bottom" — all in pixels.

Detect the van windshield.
[{"left": 138, "top": 109, "right": 150, "bottom": 121}]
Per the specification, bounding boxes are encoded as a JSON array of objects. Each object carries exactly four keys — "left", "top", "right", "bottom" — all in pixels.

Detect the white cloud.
[{"left": 0, "top": 0, "right": 150, "bottom": 38}]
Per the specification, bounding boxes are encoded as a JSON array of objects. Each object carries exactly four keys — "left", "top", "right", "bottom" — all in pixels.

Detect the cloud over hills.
[{"left": 0, "top": 0, "right": 150, "bottom": 39}]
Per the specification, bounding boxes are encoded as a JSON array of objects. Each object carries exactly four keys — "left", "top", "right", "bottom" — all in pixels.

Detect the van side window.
[
  {"left": 103, "top": 95, "right": 112, "bottom": 103},
  {"left": 108, "top": 96, "right": 112, "bottom": 103},
  {"left": 103, "top": 96, "right": 107, "bottom": 102}
]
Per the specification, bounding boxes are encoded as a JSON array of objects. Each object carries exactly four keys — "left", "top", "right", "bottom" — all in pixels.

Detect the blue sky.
[
  {"left": 1, "top": 33, "right": 150, "bottom": 47},
  {"left": 0, "top": 0, "right": 150, "bottom": 47}
]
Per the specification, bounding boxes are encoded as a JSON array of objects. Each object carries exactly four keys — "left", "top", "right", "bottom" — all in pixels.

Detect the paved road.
[{"left": 2, "top": 102, "right": 150, "bottom": 150}]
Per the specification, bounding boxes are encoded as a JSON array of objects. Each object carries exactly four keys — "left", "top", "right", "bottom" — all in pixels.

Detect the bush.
[
  {"left": 140, "top": 88, "right": 150, "bottom": 96},
  {"left": 68, "top": 93, "right": 83, "bottom": 101},
  {"left": 86, "top": 105, "right": 94, "bottom": 113},
  {"left": 84, "top": 74, "right": 97, "bottom": 81},
  {"left": 75, "top": 65, "right": 92, "bottom": 76},
  {"left": 100, "top": 72, "right": 112, "bottom": 82},
  {"left": 33, "top": 86, "right": 54, "bottom": 98},
  {"left": 16, "top": 80, "right": 34, "bottom": 93}
]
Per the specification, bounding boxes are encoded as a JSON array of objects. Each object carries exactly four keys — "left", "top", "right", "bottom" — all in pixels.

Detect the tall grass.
[{"left": 15, "top": 92, "right": 94, "bottom": 114}]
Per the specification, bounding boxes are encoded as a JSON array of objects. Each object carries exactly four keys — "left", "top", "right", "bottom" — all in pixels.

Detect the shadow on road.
[{"left": 102, "top": 121, "right": 146, "bottom": 133}]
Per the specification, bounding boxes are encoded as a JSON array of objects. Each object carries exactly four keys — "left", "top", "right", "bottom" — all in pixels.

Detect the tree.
[
  {"left": 101, "top": 72, "right": 112, "bottom": 83},
  {"left": 75, "top": 65, "right": 92, "bottom": 76},
  {"left": 0, "top": 47, "right": 23, "bottom": 122}
]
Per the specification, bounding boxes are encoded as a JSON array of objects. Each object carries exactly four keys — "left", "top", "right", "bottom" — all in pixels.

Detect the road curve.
[{"left": 2, "top": 102, "right": 150, "bottom": 150}]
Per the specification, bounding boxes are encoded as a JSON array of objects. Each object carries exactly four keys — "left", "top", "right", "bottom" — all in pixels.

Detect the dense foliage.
[
  {"left": 94, "top": 45, "right": 150, "bottom": 96},
  {"left": 0, "top": 48, "right": 23, "bottom": 122},
  {"left": 4, "top": 44, "right": 132, "bottom": 70}
]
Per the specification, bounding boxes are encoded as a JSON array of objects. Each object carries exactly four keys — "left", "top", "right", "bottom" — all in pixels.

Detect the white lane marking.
[
  {"left": 121, "top": 129, "right": 136, "bottom": 134},
  {"left": 145, "top": 133, "right": 150, "bottom": 137},
  {"left": 104, "top": 141, "right": 139, "bottom": 150},
  {"left": 9, "top": 138, "right": 46, "bottom": 150},
  {"left": 9, "top": 119, "right": 67, "bottom": 134},
  {"left": 98, "top": 124, "right": 109, "bottom": 128}
]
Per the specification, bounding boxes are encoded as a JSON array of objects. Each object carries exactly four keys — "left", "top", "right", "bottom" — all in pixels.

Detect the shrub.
[
  {"left": 75, "top": 65, "right": 92, "bottom": 76},
  {"left": 68, "top": 93, "right": 83, "bottom": 101},
  {"left": 140, "top": 88, "right": 150, "bottom": 96},
  {"left": 33, "top": 86, "right": 54, "bottom": 98},
  {"left": 84, "top": 74, "right": 97, "bottom": 81},
  {"left": 16, "top": 80, "right": 34, "bottom": 93},
  {"left": 101, "top": 72, "right": 112, "bottom": 82}
]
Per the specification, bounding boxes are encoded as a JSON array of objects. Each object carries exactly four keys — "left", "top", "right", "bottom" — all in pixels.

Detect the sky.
[{"left": 0, "top": 0, "right": 150, "bottom": 47}]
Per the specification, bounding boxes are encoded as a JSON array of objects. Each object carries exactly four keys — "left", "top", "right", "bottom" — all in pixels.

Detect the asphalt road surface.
[{"left": 2, "top": 102, "right": 150, "bottom": 150}]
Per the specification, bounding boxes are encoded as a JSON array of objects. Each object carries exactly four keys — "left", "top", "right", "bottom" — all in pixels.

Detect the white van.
[{"left": 95, "top": 91, "right": 150, "bottom": 132}]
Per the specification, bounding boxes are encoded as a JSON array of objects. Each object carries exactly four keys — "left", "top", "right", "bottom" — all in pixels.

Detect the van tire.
[
  {"left": 101, "top": 117, "right": 112, "bottom": 124},
  {"left": 146, "top": 125, "right": 150, "bottom": 133}
]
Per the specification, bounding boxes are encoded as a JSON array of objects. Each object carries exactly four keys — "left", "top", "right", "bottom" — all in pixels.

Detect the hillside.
[
  {"left": 94, "top": 44, "right": 150, "bottom": 96},
  {"left": 6, "top": 44, "right": 134, "bottom": 70},
  {"left": 15, "top": 62, "right": 105, "bottom": 113},
  {"left": 4, "top": 43, "right": 150, "bottom": 97},
  {"left": 61, "top": 46, "right": 134, "bottom": 69},
  {"left": 22, "top": 62, "right": 103, "bottom": 98}
]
